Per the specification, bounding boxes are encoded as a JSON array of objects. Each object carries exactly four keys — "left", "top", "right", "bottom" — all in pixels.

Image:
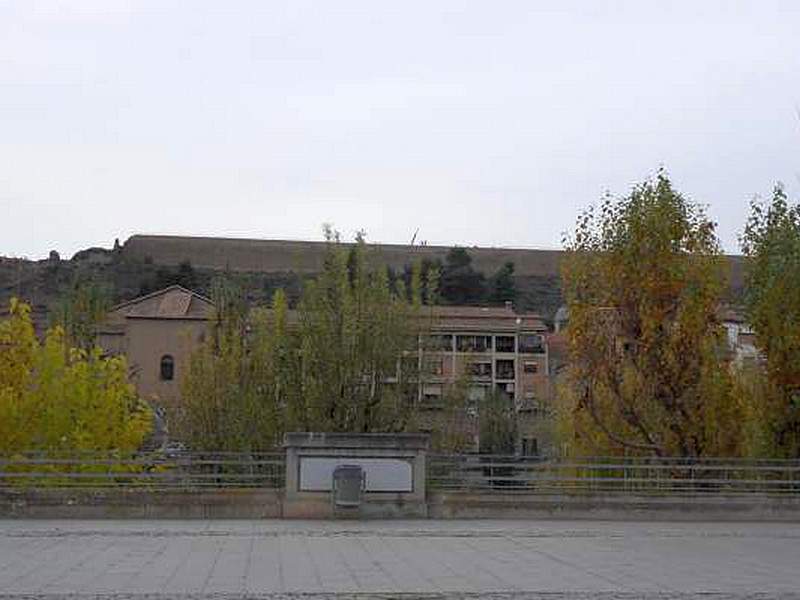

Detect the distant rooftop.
[
  {"left": 422, "top": 305, "right": 547, "bottom": 332},
  {"left": 109, "top": 285, "right": 213, "bottom": 320}
]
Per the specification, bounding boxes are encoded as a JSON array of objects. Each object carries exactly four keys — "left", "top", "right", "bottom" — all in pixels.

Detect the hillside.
[
  {"left": 121, "top": 234, "right": 568, "bottom": 278},
  {"left": 1, "top": 234, "right": 746, "bottom": 329}
]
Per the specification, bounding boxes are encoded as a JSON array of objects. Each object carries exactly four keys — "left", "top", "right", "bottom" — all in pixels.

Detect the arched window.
[{"left": 160, "top": 355, "right": 175, "bottom": 381}]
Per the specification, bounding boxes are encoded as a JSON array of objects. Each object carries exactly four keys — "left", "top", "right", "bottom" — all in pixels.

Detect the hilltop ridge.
[
  {"left": 122, "top": 233, "right": 745, "bottom": 288},
  {"left": 121, "top": 234, "right": 567, "bottom": 278},
  {"left": 1, "top": 234, "right": 746, "bottom": 330}
]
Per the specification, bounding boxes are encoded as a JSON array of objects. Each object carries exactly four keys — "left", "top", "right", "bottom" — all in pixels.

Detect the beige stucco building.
[{"left": 97, "top": 285, "right": 214, "bottom": 406}]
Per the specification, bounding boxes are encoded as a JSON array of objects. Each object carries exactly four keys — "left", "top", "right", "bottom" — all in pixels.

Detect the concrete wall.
[
  {"left": 427, "top": 491, "right": 800, "bottom": 522},
  {"left": 122, "top": 235, "right": 565, "bottom": 278},
  {"left": 0, "top": 488, "right": 282, "bottom": 519},
  {"left": 3, "top": 488, "right": 800, "bottom": 521},
  {"left": 121, "top": 234, "right": 747, "bottom": 290}
]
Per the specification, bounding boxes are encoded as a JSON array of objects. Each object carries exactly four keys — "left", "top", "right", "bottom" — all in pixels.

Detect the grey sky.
[{"left": 2, "top": 0, "right": 799, "bottom": 259}]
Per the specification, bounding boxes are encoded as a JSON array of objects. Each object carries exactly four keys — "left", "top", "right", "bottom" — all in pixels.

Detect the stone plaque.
[{"left": 299, "top": 457, "right": 413, "bottom": 492}]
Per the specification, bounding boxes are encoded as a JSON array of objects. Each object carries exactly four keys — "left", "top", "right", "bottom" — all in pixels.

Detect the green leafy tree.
[
  {"left": 399, "top": 258, "right": 442, "bottom": 305},
  {"left": 51, "top": 278, "right": 112, "bottom": 350},
  {"left": 477, "top": 391, "right": 518, "bottom": 454},
  {"left": 292, "top": 231, "right": 423, "bottom": 432},
  {"left": 558, "top": 171, "right": 742, "bottom": 457},
  {"left": 139, "top": 260, "right": 199, "bottom": 296},
  {"left": 177, "top": 279, "right": 287, "bottom": 451},
  {"left": 178, "top": 231, "right": 428, "bottom": 449},
  {"left": 0, "top": 299, "right": 152, "bottom": 454},
  {"left": 488, "top": 261, "right": 516, "bottom": 305},
  {"left": 439, "top": 247, "right": 486, "bottom": 305},
  {"left": 741, "top": 185, "right": 800, "bottom": 456},
  {"left": 424, "top": 378, "right": 475, "bottom": 452}
]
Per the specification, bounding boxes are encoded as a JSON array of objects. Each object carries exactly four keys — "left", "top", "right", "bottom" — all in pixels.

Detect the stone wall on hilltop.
[
  {"left": 121, "top": 235, "right": 565, "bottom": 277},
  {"left": 122, "top": 234, "right": 745, "bottom": 292}
]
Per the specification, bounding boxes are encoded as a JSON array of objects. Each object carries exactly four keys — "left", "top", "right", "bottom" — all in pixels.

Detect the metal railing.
[
  {"left": 0, "top": 452, "right": 285, "bottom": 490},
  {"left": 428, "top": 454, "right": 800, "bottom": 495},
  {"left": 4, "top": 451, "right": 800, "bottom": 495}
]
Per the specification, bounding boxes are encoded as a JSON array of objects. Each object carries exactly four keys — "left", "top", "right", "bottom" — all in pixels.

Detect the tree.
[
  {"left": 399, "top": 258, "right": 441, "bottom": 305},
  {"left": 439, "top": 247, "right": 486, "bottom": 305},
  {"left": 139, "top": 260, "right": 199, "bottom": 295},
  {"left": 741, "top": 185, "right": 800, "bottom": 457},
  {"left": 558, "top": 171, "right": 741, "bottom": 457},
  {"left": 50, "top": 278, "right": 112, "bottom": 350},
  {"left": 292, "top": 231, "right": 423, "bottom": 432},
  {"left": 0, "top": 299, "right": 152, "bottom": 455},
  {"left": 477, "top": 391, "right": 518, "bottom": 455},
  {"left": 177, "top": 231, "right": 428, "bottom": 449},
  {"left": 176, "top": 278, "right": 287, "bottom": 451},
  {"left": 488, "top": 261, "right": 516, "bottom": 305}
]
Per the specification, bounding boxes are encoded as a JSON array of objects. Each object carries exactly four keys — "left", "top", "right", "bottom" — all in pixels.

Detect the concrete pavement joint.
[
  {"left": 1, "top": 592, "right": 800, "bottom": 599},
  {"left": 4, "top": 529, "right": 799, "bottom": 540}
]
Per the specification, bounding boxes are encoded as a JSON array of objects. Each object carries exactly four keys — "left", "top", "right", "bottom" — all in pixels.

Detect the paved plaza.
[{"left": 0, "top": 519, "right": 798, "bottom": 599}]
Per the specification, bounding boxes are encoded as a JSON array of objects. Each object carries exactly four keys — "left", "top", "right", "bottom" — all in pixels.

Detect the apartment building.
[
  {"left": 415, "top": 304, "right": 553, "bottom": 455},
  {"left": 720, "top": 307, "right": 760, "bottom": 367},
  {"left": 416, "top": 305, "right": 549, "bottom": 408}
]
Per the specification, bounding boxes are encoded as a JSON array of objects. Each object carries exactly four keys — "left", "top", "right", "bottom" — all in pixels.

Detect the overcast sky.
[{"left": 2, "top": 1, "right": 799, "bottom": 259}]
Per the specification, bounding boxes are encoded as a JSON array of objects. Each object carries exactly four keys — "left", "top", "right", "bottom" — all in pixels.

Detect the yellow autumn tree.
[
  {"left": 558, "top": 171, "right": 744, "bottom": 457},
  {"left": 0, "top": 298, "right": 152, "bottom": 455}
]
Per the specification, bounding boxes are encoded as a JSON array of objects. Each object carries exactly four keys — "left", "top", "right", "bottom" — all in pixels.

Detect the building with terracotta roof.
[{"left": 97, "top": 285, "right": 214, "bottom": 405}]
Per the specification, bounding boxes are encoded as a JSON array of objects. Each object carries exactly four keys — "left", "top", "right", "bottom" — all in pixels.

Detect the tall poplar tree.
[
  {"left": 741, "top": 185, "right": 800, "bottom": 457},
  {"left": 178, "top": 230, "right": 428, "bottom": 449},
  {"left": 178, "top": 279, "right": 287, "bottom": 451},
  {"left": 558, "top": 171, "right": 741, "bottom": 457},
  {"left": 291, "top": 229, "right": 422, "bottom": 433}
]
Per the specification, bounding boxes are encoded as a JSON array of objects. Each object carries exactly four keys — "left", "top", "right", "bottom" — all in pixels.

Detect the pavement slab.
[{"left": 0, "top": 519, "right": 798, "bottom": 599}]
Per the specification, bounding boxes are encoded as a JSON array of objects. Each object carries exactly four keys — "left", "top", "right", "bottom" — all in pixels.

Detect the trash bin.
[{"left": 332, "top": 464, "right": 365, "bottom": 508}]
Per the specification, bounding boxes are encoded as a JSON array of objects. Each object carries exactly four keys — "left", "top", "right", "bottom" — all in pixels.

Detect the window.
[
  {"left": 423, "top": 358, "right": 444, "bottom": 376},
  {"left": 492, "top": 382, "right": 514, "bottom": 402},
  {"left": 422, "top": 384, "right": 443, "bottom": 407},
  {"left": 467, "top": 385, "right": 488, "bottom": 403},
  {"left": 495, "top": 359, "right": 515, "bottom": 380},
  {"left": 160, "top": 355, "right": 175, "bottom": 381},
  {"left": 426, "top": 334, "right": 453, "bottom": 351},
  {"left": 518, "top": 392, "right": 534, "bottom": 412},
  {"left": 521, "top": 437, "right": 539, "bottom": 457},
  {"left": 399, "top": 355, "right": 418, "bottom": 379},
  {"left": 468, "top": 361, "right": 492, "bottom": 379},
  {"left": 523, "top": 361, "right": 538, "bottom": 374},
  {"left": 519, "top": 334, "right": 545, "bottom": 354},
  {"left": 495, "top": 335, "right": 515, "bottom": 353},
  {"left": 457, "top": 335, "right": 491, "bottom": 352}
]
